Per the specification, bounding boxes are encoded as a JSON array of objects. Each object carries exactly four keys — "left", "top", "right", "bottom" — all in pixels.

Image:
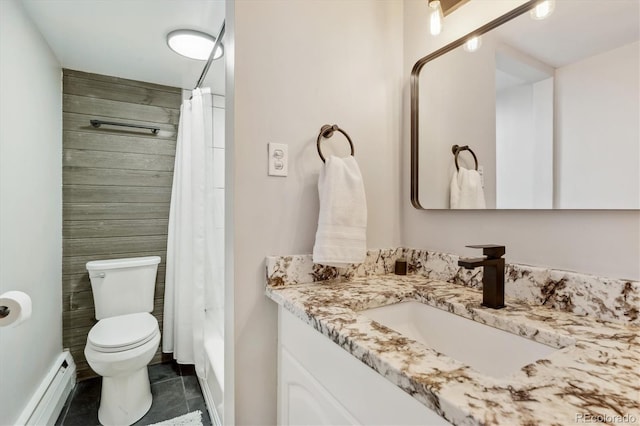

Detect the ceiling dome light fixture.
[
  {"left": 530, "top": 0, "right": 555, "bottom": 20},
  {"left": 167, "top": 29, "right": 223, "bottom": 61}
]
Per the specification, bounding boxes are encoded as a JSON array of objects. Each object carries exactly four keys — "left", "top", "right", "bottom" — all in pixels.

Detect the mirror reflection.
[{"left": 414, "top": 0, "right": 639, "bottom": 209}]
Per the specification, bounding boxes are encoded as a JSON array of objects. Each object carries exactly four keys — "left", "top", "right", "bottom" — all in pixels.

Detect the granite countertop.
[{"left": 266, "top": 274, "right": 640, "bottom": 425}]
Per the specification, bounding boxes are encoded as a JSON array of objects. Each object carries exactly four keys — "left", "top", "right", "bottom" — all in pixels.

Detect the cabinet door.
[
  {"left": 277, "top": 307, "right": 450, "bottom": 425},
  {"left": 279, "top": 347, "right": 360, "bottom": 425}
]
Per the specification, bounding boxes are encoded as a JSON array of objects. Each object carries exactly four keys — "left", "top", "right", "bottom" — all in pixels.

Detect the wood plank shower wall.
[{"left": 62, "top": 69, "right": 182, "bottom": 379}]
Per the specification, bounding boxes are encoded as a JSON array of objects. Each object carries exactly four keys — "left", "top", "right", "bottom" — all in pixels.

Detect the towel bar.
[
  {"left": 90, "top": 119, "right": 160, "bottom": 135},
  {"left": 452, "top": 144, "right": 478, "bottom": 171},
  {"left": 316, "top": 124, "right": 355, "bottom": 163}
]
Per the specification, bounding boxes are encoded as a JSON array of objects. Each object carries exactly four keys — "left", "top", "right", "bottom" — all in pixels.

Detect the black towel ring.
[
  {"left": 452, "top": 144, "right": 478, "bottom": 171},
  {"left": 316, "top": 124, "right": 355, "bottom": 163}
]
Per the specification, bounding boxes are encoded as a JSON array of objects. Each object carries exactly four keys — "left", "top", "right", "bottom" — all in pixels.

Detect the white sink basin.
[{"left": 360, "top": 301, "right": 559, "bottom": 378}]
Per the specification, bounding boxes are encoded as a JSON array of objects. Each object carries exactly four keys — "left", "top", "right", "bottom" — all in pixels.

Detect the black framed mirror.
[{"left": 411, "top": 0, "right": 639, "bottom": 210}]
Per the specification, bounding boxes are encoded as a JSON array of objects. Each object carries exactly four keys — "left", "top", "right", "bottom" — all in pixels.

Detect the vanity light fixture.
[
  {"left": 167, "top": 29, "right": 224, "bottom": 60},
  {"left": 429, "top": 0, "right": 443, "bottom": 36},
  {"left": 530, "top": 0, "right": 555, "bottom": 20},
  {"left": 463, "top": 36, "right": 482, "bottom": 52},
  {"left": 427, "top": 0, "right": 470, "bottom": 36}
]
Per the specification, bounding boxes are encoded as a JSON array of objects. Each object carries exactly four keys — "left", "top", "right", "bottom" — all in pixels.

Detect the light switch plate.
[{"left": 268, "top": 143, "right": 288, "bottom": 177}]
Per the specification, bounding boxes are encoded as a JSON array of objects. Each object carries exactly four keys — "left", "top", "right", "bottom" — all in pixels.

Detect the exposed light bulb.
[
  {"left": 463, "top": 36, "right": 482, "bottom": 53},
  {"left": 429, "top": 1, "right": 443, "bottom": 36},
  {"left": 530, "top": 0, "right": 555, "bottom": 20}
]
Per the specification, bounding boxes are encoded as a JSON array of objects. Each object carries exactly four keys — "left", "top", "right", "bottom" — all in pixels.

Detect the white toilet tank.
[{"left": 86, "top": 256, "right": 161, "bottom": 320}]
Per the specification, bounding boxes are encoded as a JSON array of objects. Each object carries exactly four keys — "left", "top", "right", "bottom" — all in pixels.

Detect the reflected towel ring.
[
  {"left": 316, "top": 124, "right": 355, "bottom": 163},
  {"left": 452, "top": 144, "right": 478, "bottom": 171}
]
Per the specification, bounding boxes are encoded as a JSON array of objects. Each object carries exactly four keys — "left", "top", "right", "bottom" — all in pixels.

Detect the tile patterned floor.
[{"left": 55, "top": 362, "right": 212, "bottom": 426}]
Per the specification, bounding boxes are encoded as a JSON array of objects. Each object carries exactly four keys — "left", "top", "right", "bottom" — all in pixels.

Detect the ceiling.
[
  {"left": 494, "top": 0, "right": 639, "bottom": 68},
  {"left": 21, "top": 0, "right": 225, "bottom": 93}
]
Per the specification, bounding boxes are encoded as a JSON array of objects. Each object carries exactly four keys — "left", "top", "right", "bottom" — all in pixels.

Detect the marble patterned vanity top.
[{"left": 265, "top": 251, "right": 640, "bottom": 425}]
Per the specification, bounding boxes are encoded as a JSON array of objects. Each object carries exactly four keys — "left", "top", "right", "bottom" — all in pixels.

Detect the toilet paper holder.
[{"left": 0, "top": 291, "right": 33, "bottom": 328}]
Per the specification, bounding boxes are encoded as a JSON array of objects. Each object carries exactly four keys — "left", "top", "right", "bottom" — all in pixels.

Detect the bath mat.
[{"left": 150, "top": 410, "right": 203, "bottom": 426}]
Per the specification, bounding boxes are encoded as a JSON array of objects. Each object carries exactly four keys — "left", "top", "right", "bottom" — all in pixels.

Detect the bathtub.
[{"left": 200, "top": 310, "right": 224, "bottom": 425}]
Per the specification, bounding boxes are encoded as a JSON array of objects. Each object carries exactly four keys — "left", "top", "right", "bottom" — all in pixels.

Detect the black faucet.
[{"left": 458, "top": 245, "right": 506, "bottom": 309}]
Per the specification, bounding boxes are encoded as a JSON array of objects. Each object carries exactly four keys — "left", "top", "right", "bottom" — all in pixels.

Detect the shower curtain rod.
[{"left": 194, "top": 20, "right": 226, "bottom": 90}]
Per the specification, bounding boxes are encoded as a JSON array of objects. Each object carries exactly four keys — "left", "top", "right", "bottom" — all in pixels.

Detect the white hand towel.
[
  {"left": 313, "top": 155, "right": 367, "bottom": 268},
  {"left": 450, "top": 167, "right": 486, "bottom": 209}
]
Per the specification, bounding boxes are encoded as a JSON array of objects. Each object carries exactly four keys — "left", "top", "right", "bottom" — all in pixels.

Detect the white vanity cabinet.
[{"left": 277, "top": 307, "right": 450, "bottom": 425}]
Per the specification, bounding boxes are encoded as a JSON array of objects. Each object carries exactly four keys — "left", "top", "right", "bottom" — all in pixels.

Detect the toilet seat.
[{"left": 88, "top": 312, "right": 159, "bottom": 353}]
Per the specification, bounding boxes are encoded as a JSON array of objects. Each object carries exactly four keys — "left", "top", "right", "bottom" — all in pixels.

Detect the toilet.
[{"left": 84, "top": 256, "right": 162, "bottom": 426}]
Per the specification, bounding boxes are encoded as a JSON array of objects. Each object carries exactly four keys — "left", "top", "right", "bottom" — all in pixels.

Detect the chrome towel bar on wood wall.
[
  {"left": 316, "top": 124, "right": 355, "bottom": 163},
  {"left": 90, "top": 119, "right": 160, "bottom": 135}
]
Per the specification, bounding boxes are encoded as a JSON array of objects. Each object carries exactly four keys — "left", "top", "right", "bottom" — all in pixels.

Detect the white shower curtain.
[{"left": 163, "top": 88, "right": 215, "bottom": 377}]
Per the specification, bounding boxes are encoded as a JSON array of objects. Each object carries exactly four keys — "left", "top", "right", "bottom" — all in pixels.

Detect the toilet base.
[{"left": 98, "top": 367, "right": 152, "bottom": 426}]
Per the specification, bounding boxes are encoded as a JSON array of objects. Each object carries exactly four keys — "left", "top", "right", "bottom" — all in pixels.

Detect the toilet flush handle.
[{"left": 91, "top": 272, "right": 106, "bottom": 278}]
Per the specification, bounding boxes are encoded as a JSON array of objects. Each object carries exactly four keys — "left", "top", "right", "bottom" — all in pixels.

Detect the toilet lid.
[{"left": 88, "top": 312, "right": 159, "bottom": 352}]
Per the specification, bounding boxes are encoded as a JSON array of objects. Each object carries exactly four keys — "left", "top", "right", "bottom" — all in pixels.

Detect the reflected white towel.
[
  {"left": 313, "top": 155, "right": 367, "bottom": 268},
  {"left": 450, "top": 167, "right": 486, "bottom": 209}
]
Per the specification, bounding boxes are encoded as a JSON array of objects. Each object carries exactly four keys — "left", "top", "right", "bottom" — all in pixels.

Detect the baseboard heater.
[{"left": 16, "top": 351, "right": 76, "bottom": 426}]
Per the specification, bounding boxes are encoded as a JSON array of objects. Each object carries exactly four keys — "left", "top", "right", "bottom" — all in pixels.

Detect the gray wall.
[
  {"left": 0, "top": 1, "right": 62, "bottom": 422},
  {"left": 230, "top": 1, "right": 404, "bottom": 423},
  {"left": 62, "top": 69, "right": 181, "bottom": 379}
]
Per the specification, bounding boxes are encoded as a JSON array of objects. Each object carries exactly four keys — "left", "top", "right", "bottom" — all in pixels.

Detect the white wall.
[
  {"left": 496, "top": 78, "right": 553, "bottom": 209},
  {"left": 230, "top": 0, "right": 403, "bottom": 423},
  {"left": 555, "top": 41, "right": 640, "bottom": 209},
  {"left": 205, "top": 93, "right": 226, "bottom": 339},
  {"left": 403, "top": 0, "right": 639, "bottom": 280},
  {"left": 0, "top": 0, "right": 63, "bottom": 423},
  {"left": 497, "top": 84, "right": 535, "bottom": 208}
]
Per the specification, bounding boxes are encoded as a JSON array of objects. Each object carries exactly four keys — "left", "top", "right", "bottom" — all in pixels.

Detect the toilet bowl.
[
  {"left": 85, "top": 312, "right": 160, "bottom": 426},
  {"left": 84, "top": 256, "right": 161, "bottom": 426}
]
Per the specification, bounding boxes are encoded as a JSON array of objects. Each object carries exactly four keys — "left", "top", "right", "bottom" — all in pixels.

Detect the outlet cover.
[{"left": 268, "top": 143, "right": 288, "bottom": 177}]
